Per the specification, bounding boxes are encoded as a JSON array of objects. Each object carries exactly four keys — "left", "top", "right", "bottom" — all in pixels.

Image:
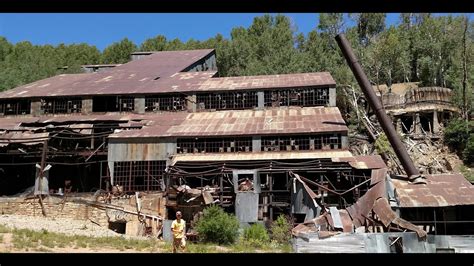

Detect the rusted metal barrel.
[{"left": 335, "top": 33, "right": 423, "bottom": 182}]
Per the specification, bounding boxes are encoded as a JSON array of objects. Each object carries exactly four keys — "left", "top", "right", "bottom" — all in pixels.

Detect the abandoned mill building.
[{"left": 0, "top": 46, "right": 473, "bottom": 252}]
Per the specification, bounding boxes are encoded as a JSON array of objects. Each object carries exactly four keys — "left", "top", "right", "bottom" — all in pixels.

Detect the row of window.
[
  {"left": 0, "top": 87, "right": 331, "bottom": 116},
  {"left": 113, "top": 160, "right": 166, "bottom": 192},
  {"left": 176, "top": 134, "right": 342, "bottom": 154}
]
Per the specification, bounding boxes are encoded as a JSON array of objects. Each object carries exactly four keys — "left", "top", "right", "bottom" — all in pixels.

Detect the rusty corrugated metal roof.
[
  {"left": 0, "top": 131, "right": 49, "bottom": 146},
  {"left": 391, "top": 174, "right": 474, "bottom": 207},
  {"left": 197, "top": 72, "right": 336, "bottom": 91},
  {"left": 0, "top": 106, "right": 348, "bottom": 140},
  {"left": 0, "top": 49, "right": 215, "bottom": 99},
  {"left": 0, "top": 49, "right": 337, "bottom": 99},
  {"left": 110, "top": 106, "right": 348, "bottom": 139},
  {"left": 0, "top": 113, "right": 159, "bottom": 131},
  {"left": 170, "top": 150, "right": 353, "bottom": 166},
  {"left": 0, "top": 74, "right": 94, "bottom": 99}
]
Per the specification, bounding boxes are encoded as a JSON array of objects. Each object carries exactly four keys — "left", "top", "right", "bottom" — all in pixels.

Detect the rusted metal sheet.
[
  {"left": 293, "top": 172, "right": 320, "bottom": 200},
  {"left": 198, "top": 72, "right": 336, "bottom": 91},
  {"left": 111, "top": 107, "right": 348, "bottom": 138},
  {"left": 373, "top": 198, "right": 427, "bottom": 238},
  {"left": 169, "top": 150, "right": 353, "bottom": 166},
  {"left": 116, "top": 106, "right": 347, "bottom": 139},
  {"left": 148, "top": 71, "right": 217, "bottom": 93},
  {"left": 0, "top": 131, "right": 49, "bottom": 146},
  {"left": 339, "top": 210, "right": 354, "bottom": 232},
  {"left": 373, "top": 198, "right": 398, "bottom": 227},
  {"left": 108, "top": 141, "right": 174, "bottom": 162},
  {"left": 370, "top": 168, "right": 388, "bottom": 185},
  {"left": 332, "top": 155, "right": 386, "bottom": 170},
  {"left": 346, "top": 180, "right": 386, "bottom": 228},
  {"left": 0, "top": 73, "right": 93, "bottom": 99},
  {"left": 304, "top": 179, "right": 427, "bottom": 239},
  {"left": 67, "top": 123, "right": 93, "bottom": 135},
  {"left": 391, "top": 174, "right": 474, "bottom": 207}
]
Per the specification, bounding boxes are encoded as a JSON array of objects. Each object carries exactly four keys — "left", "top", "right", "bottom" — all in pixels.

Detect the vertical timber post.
[{"left": 38, "top": 140, "right": 48, "bottom": 217}]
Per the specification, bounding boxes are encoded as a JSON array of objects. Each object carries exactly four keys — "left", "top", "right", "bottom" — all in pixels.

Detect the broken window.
[
  {"left": 145, "top": 94, "right": 187, "bottom": 112},
  {"left": 264, "top": 88, "right": 330, "bottom": 107},
  {"left": 92, "top": 96, "right": 134, "bottom": 112},
  {"left": 261, "top": 134, "right": 341, "bottom": 151},
  {"left": 196, "top": 91, "right": 258, "bottom": 110},
  {"left": 113, "top": 160, "right": 166, "bottom": 192},
  {"left": 0, "top": 99, "right": 31, "bottom": 116},
  {"left": 41, "top": 97, "right": 82, "bottom": 114},
  {"left": 177, "top": 137, "right": 253, "bottom": 153}
]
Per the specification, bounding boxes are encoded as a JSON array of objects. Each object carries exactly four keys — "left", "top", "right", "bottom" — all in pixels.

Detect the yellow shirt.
[{"left": 171, "top": 219, "right": 186, "bottom": 239}]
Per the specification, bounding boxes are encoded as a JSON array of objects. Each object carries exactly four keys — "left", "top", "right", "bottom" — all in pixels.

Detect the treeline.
[{"left": 0, "top": 13, "right": 472, "bottom": 115}]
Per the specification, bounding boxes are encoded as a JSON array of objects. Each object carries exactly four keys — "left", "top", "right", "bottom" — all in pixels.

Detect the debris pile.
[{"left": 292, "top": 178, "right": 427, "bottom": 240}]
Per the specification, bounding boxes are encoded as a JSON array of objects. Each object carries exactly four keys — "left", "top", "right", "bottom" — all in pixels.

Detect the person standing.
[{"left": 171, "top": 211, "right": 186, "bottom": 253}]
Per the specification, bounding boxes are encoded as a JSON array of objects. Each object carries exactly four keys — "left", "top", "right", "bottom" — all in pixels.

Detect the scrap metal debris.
[{"left": 292, "top": 173, "right": 427, "bottom": 240}]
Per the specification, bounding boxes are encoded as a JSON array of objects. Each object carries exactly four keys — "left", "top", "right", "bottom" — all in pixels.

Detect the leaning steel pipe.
[{"left": 335, "top": 33, "right": 422, "bottom": 181}]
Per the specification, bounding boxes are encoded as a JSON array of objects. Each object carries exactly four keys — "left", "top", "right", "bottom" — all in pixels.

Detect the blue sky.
[{"left": 0, "top": 13, "right": 468, "bottom": 51}]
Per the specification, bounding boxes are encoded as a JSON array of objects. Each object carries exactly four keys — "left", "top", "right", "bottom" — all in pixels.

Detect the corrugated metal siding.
[{"left": 108, "top": 141, "right": 176, "bottom": 162}]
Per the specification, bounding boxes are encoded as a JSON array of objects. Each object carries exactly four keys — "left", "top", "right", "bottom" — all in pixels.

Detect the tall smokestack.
[{"left": 335, "top": 33, "right": 424, "bottom": 183}]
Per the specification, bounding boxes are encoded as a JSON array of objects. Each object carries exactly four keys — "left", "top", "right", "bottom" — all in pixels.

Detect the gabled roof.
[
  {"left": 0, "top": 48, "right": 338, "bottom": 99},
  {"left": 0, "top": 49, "right": 215, "bottom": 98}
]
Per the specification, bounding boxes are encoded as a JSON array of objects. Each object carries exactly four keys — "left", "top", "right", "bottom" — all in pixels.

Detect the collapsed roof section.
[{"left": 292, "top": 172, "right": 428, "bottom": 240}]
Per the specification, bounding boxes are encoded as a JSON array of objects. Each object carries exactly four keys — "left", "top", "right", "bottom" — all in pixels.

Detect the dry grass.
[{"left": 0, "top": 224, "right": 292, "bottom": 253}]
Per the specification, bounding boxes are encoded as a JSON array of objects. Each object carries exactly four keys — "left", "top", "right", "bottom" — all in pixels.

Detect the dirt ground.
[{"left": 0, "top": 214, "right": 166, "bottom": 253}]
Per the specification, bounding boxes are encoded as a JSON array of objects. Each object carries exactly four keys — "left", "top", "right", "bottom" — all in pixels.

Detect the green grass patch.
[
  {"left": 0, "top": 224, "right": 11, "bottom": 233},
  {"left": 6, "top": 226, "right": 162, "bottom": 252},
  {"left": 2, "top": 224, "right": 291, "bottom": 253},
  {"left": 460, "top": 165, "right": 474, "bottom": 182}
]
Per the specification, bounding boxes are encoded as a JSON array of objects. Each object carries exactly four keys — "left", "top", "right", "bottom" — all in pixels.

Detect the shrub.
[
  {"left": 444, "top": 118, "right": 472, "bottom": 150},
  {"left": 374, "top": 133, "right": 394, "bottom": 157},
  {"left": 195, "top": 205, "right": 240, "bottom": 245},
  {"left": 270, "top": 214, "right": 292, "bottom": 244},
  {"left": 242, "top": 223, "right": 270, "bottom": 247},
  {"left": 444, "top": 118, "right": 474, "bottom": 164}
]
